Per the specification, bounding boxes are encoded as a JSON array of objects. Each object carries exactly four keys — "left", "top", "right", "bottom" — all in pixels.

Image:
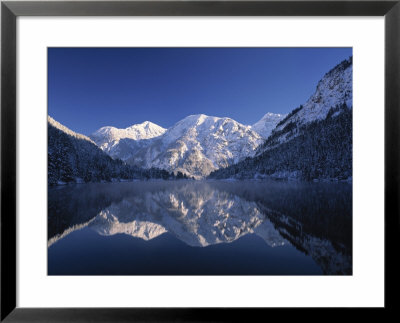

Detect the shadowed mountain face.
[{"left": 48, "top": 181, "right": 352, "bottom": 274}]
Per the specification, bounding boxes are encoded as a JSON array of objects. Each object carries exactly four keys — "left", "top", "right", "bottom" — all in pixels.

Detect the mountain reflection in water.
[{"left": 48, "top": 181, "right": 352, "bottom": 275}]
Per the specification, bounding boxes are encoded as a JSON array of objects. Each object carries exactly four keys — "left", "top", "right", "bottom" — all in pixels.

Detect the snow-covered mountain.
[
  {"left": 90, "top": 121, "right": 166, "bottom": 153},
  {"left": 251, "top": 112, "right": 286, "bottom": 139},
  {"left": 209, "top": 57, "right": 353, "bottom": 181},
  {"left": 128, "top": 114, "right": 263, "bottom": 178},
  {"left": 77, "top": 57, "right": 352, "bottom": 181},
  {"left": 48, "top": 116, "right": 176, "bottom": 185},
  {"left": 268, "top": 57, "right": 352, "bottom": 146},
  {"left": 92, "top": 114, "right": 263, "bottom": 178}
]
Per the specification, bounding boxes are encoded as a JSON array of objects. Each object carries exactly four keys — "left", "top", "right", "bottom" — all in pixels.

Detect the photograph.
[{"left": 47, "top": 47, "right": 353, "bottom": 275}]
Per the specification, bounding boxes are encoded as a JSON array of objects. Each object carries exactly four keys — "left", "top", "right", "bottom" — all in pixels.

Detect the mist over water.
[{"left": 48, "top": 180, "right": 352, "bottom": 275}]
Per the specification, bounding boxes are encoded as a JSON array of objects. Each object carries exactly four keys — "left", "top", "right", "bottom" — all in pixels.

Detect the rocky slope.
[
  {"left": 209, "top": 57, "right": 353, "bottom": 181},
  {"left": 262, "top": 57, "right": 352, "bottom": 149},
  {"left": 90, "top": 121, "right": 166, "bottom": 157},
  {"left": 93, "top": 114, "right": 263, "bottom": 178}
]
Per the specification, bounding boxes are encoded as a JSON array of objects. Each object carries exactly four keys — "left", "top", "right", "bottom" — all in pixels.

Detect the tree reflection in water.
[{"left": 48, "top": 180, "right": 352, "bottom": 274}]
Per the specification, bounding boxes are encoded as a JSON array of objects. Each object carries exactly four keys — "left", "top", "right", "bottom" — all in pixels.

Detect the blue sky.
[{"left": 48, "top": 47, "right": 352, "bottom": 135}]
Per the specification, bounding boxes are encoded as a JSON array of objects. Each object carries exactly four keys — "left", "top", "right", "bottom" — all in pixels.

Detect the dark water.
[{"left": 48, "top": 180, "right": 352, "bottom": 275}]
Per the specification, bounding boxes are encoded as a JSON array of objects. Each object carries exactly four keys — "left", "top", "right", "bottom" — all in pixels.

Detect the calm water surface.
[{"left": 48, "top": 180, "right": 352, "bottom": 275}]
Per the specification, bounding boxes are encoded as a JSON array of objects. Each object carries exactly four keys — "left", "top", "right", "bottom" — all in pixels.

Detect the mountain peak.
[
  {"left": 90, "top": 121, "right": 167, "bottom": 151},
  {"left": 251, "top": 112, "right": 286, "bottom": 139},
  {"left": 122, "top": 114, "right": 263, "bottom": 178},
  {"left": 183, "top": 113, "right": 211, "bottom": 122},
  {"left": 133, "top": 120, "right": 157, "bottom": 128},
  {"left": 260, "top": 112, "right": 285, "bottom": 119}
]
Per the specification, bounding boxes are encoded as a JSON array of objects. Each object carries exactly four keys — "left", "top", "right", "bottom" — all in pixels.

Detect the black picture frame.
[{"left": 1, "top": 0, "right": 399, "bottom": 321}]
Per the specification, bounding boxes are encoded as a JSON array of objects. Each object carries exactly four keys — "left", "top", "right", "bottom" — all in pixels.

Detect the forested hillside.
[
  {"left": 209, "top": 104, "right": 352, "bottom": 181},
  {"left": 48, "top": 117, "right": 176, "bottom": 185}
]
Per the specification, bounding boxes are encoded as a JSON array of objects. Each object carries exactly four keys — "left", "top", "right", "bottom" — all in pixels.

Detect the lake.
[{"left": 48, "top": 180, "right": 352, "bottom": 275}]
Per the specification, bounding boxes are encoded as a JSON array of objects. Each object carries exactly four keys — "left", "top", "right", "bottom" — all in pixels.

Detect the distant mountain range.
[
  {"left": 90, "top": 121, "right": 167, "bottom": 153},
  {"left": 89, "top": 113, "right": 287, "bottom": 178},
  {"left": 48, "top": 56, "right": 352, "bottom": 183},
  {"left": 49, "top": 111, "right": 285, "bottom": 180},
  {"left": 48, "top": 116, "right": 177, "bottom": 185}
]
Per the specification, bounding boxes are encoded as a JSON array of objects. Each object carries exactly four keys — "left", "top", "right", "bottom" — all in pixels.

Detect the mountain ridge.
[
  {"left": 49, "top": 56, "right": 352, "bottom": 182},
  {"left": 209, "top": 56, "right": 353, "bottom": 181},
  {"left": 48, "top": 116, "right": 177, "bottom": 185},
  {"left": 90, "top": 121, "right": 166, "bottom": 152},
  {"left": 91, "top": 113, "right": 265, "bottom": 178},
  {"left": 260, "top": 57, "right": 352, "bottom": 151}
]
